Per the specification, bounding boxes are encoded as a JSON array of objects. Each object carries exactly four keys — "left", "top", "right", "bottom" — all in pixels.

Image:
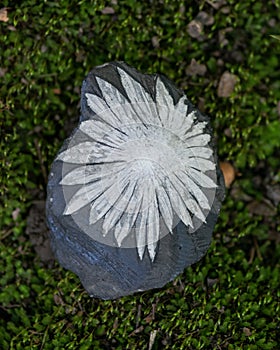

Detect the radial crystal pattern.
[{"left": 57, "top": 66, "right": 217, "bottom": 261}]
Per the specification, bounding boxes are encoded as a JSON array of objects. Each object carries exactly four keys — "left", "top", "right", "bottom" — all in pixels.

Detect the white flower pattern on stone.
[{"left": 57, "top": 67, "right": 217, "bottom": 261}]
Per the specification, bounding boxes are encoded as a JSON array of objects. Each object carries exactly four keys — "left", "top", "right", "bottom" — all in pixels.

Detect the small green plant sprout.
[{"left": 270, "top": 35, "right": 280, "bottom": 41}]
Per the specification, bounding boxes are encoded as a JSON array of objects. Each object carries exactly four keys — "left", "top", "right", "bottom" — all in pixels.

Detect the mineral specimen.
[{"left": 46, "top": 61, "right": 225, "bottom": 299}]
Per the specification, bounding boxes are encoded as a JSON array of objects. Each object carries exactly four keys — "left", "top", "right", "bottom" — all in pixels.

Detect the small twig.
[
  {"left": 151, "top": 303, "right": 156, "bottom": 321},
  {"left": 248, "top": 246, "right": 255, "bottom": 264},
  {"left": 129, "top": 326, "right": 144, "bottom": 336},
  {"left": 135, "top": 304, "right": 141, "bottom": 329},
  {"left": 253, "top": 237, "right": 263, "bottom": 261},
  {"left": 0, "top": 228, "right": 13, "bottom": 241},
  {"left": 148, "top": 330, "right": 157, "bottom": 350},
  {"left": 248, "top": 237, "right": 263, "bottom": 263},
  {"left": 34, "top": 138, "right": 48, "bottom": 185}
]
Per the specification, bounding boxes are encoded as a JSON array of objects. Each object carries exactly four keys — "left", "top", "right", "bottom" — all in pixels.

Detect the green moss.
[{"left": 1, "top": 0, "right": 280, "bottom": 348}]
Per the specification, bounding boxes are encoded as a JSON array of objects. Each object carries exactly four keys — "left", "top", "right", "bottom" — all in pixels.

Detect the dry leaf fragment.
[
  {"left": 247, "top": 199, "right": 277, "bottom": 217},
  {"left": 186, "top": 58, "right": 207, "bottom": 77},
  {"left": 113, "top": 318, "right": 118, "bottom": 329},
  {"left": 277, "top": 101, "right": 280, "bottom": 116},
  {"left": 220, "top": 161, "right": 235, "bottom": 188},
  {"left": 12, "top": 208, "right": 20, "bottom": 221},
  {"left": 266, "top": 184, "right": 280, "bottom": 206},
  {"left": 196, "top": 11, "right": 214, "bottom": 26},
  {"left": 144, "top": 314, "right": 154, "bottom": 323},
  {"left": 0, "top": 68, "right": 7, "bottom": 78},
  {"left": 243, "top": 327, "right": 252, "bottom": 337},
  {"left": 206, "top": 0, "right": 227, "bottom": 10},
  {"left": 217, "top": 71, "right": 237, "bottom": 97},
  {"left": 101, "top": 7, "right": 115, "bottom": 14},
  {"left": 0, "top": 8, "right": 8, "bottom": 22},
  {"left": 218, "top": 27, "right": 233, "bottom": 47},
  {"left": 151, "top": 36, "right": 160, "bottom": 48},
  {"left": 53, "top": 293, "right": 65, "bottom": 306},
  {"left": 26, "top": 201, "right": 55, "bottom": 264},
  {"left": 53, "top": 88, "right": 61, "bottom": 95},
  {"left": 187, "top": 19, "right": 203, "bottom": 39},
  {"left": 206, "top": 277, "right": 219, "bottom": 288},
  {"left": 129, "top": 326, "right": 144, "bottom": 336}
]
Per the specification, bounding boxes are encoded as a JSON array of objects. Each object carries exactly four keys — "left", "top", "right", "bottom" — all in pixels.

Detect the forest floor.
[{"left": 1, "top": 1, "right": 280, "bottom": 349}]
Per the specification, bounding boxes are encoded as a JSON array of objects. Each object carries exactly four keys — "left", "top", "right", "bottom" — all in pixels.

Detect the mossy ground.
[{"left": 1, "top": 1, "right": 280, "bottom": 349}]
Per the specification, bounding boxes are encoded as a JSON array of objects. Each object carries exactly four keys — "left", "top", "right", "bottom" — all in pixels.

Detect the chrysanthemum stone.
[{"left": 46, "top": 61, "right": 225, "bottom": 299}]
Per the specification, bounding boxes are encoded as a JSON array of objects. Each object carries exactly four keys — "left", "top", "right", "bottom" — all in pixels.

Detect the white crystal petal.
[
  {"left": 188, "top": 168, "right": 218, "bottom": 188},
  {"left": 103, "top": 206, "right": 123, "bottom": 234},
  {"left": 188, "top": 157, "right": 216, "bottom": 171},
  {"left": 133, "top": 183, "right": 156, "bottom": 259},
  {"left": 96, "top": 149, "right": 127, "bottom": 163},
  {"left": 60, "top": 163, "right": 124, "bottom": 186},
  {"left": 89, "top": 197, "right": 110, "bottom": 225},
  {"left": 116, "top": 67, "right": 160, "bottom": 127},
  {"left": 114, "top": 213, "right": 137, "bottom": 246},
  {"left": 100, "top": 109, "right": 124, "bottom": 128},
  {"left": 166, "top": 177, "right": 193, "bottom": 228},
  {"left": 185, "top": 197, "right": 207, "bottom": 223},
  {"left": 140, "top": 180, "right": 154, "bottom": 211},
  {"left": 136, "top": 210, "right": 148, "bottom": 260},
  {"left": 117, "top": 67, "right": 153, "bottom": 104},
  {"left": 57, "top": 142, "right": 94, "bottom": 164},
  {"left": 89, "top": 180, "right": 125, "bottom": 225},
  {"left": 147, "top": 241, "right": 157, "bottom": 262},
  {"left": 177, "top": 170, "right": 210, "bottom": 210},
  {"left": 147, "top": 198, "right": 160, "bottom": 261},
  {"left": 145, "top": 102, "right": 160, "bottom": 125},
  {"left": 155, "top": 103, "right": 170, "bottom": 127},
  {"left": 155, "top": 186, "right": 173, "bottom": 232},
  {"left": 183, "top": 121, "right": 207, "bottom": 139},
  {"left": 155, "top": 77, "right": 177, "bottom": 128},
  {"left": 79, "top": 119, "right": 113, "bottom": 139},
  {"left": 114, "top": 198, "right": 141, "bottom": 246},
  {"left": 96, "top": 76, "right": 127, "bottom": 107},
  {"left": 169, "top": 174, "right": 206, "bottom": 222},
  {"left": 102, "top": 181, "right": 138, "bottom": 235},
  {"left": 128, "top": 102, "right": 160, "bottom": 126},
  {"left": 60, "top": 167, "right": 88, "bottom": 185},
  {"left": 102, "top": 182, "right": 134, "bottom": 233},
  {"left": 86, "top": 93, "right": 109, "bottom": 115},
  {"left": 174, "top": 95, "right": 189, "bottom": 117},
  {"left": 136, "top": 244, "right": 146, "bottom": 260},
  {"left": 185, "top": 133, "right": 211, "bottom": 147},
  {"left": 155, "top": 76, "right": 174, "bottom": 108},
  {"left": 114, "top": 221, "right": 131, "bottom": 247},
  {"left": 124, "top": 185, "right": 143, "bottom": 214},
  {"left": 185, "top": 146, "right": 213, "bottom": 159},
  {"left": 172, "top": 109, "right": 195, "bottom": 137},
  {"left": 79, "top": 120, "right": 126, "bottom": 147},
  {"left": 113, "top": 182, "right": 143, "bottom": 245},
  {"left": 60, "top": 166, "right": 92, "bottom": 185},
  {"left": 148, "top": 197, "right": 160, "bottom": 243},
  {"left": 63, "top": 182, "right": 102, "bottom": 215}
]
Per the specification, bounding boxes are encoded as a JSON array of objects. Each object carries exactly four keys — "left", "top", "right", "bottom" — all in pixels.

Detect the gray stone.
[{"left": 46, "top": 61, "right": 225, "bottom": 299}]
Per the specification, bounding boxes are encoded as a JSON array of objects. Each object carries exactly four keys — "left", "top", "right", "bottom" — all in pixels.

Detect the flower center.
[{"left": 115, "top": 125, "right": 185, "bottom": 177}]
